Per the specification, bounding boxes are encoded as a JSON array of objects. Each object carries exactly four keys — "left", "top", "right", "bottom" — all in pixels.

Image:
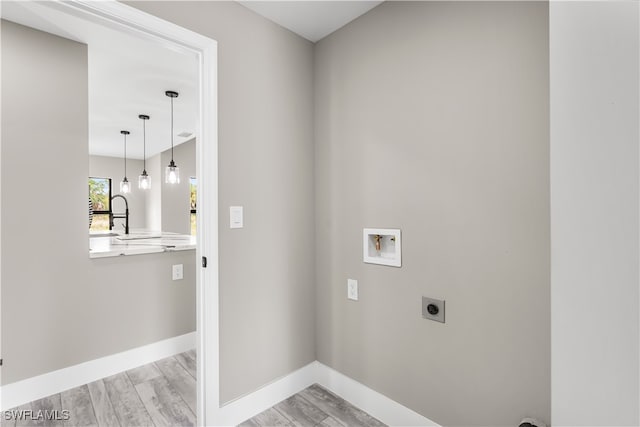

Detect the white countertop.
[{"left": 89, "top": 230, "right": 196, "bottom": 259}]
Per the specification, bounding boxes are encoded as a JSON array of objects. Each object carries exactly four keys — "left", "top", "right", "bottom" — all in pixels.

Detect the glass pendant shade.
[
  {"left": 165, "top": 160, "right": 180, "bottom": 184},
  {"left": 120, "top": 177, "right": 131, "bottom": 193},
  {"left": 139, "top": 171, "right": 151, "bottom": 190}
]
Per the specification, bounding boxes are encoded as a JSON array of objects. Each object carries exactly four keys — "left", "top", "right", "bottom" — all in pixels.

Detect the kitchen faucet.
[{"left": 110, "top": 194, "right": 129, "bottom": 235}]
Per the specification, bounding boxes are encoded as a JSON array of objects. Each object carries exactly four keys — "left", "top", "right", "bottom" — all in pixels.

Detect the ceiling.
[
  {"left": 1, "top": 1, "right": 198, "bottom": 160},
  {"left": 238, "top": 1, "right": 383, "bottom": 42},
  {"left": 0, "top": 1, "right": 383, "bottom": 159}
]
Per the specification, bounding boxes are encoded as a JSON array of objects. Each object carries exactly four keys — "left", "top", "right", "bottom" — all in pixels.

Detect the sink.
[
  {"left": 90, "top": 232, "right": 119, "bottom": 238},
  {"left": 117, "top": 233, "right": 162, "bottom": 241}
]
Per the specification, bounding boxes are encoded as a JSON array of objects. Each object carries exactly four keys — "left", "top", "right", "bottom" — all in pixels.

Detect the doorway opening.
[{"left": 0, "top": 1, "right": 219, "bottom": 424}]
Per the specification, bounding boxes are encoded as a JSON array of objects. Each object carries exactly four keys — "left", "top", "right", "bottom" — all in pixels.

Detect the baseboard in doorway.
[
  {"left": 213, "top": 361, "right": 439, "bottom": 427},
  {"left": 0, "top": 331, "right": 196, "bottom": 410},
  {"left": 214, "top": 361, "right": 319, "bottom": 425},
  {"left": 315, "top": 362, "right": 440, "bottom": 427}
]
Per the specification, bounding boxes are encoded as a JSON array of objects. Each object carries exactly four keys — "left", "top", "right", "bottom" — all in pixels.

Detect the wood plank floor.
[
  {"left": 239, "top": 384, "right": 387, "bottom": 427},
  {"left": 3, "top": 353, "right": 384, "bottom": 427},
  {"left": 2, "top": 350, "right": 196, "bottom": 427}
]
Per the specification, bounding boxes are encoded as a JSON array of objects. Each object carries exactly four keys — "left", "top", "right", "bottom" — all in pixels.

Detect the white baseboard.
[
  {"left": 211, "top": 361, "right": 439, "bottom": 427},
  {"left": 0, "top": 332, "right": 196, "bottom": 411},
  {"left": 315, "top": 362, "right": 440, "bottom": 427},
  {"left": 213, "top": 361, "right": 319, "bottom": 426}
]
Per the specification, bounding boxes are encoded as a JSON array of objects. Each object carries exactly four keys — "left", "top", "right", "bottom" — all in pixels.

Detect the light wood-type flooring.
[
  {"left": 3, "top": 351, "right": 384, "bottom": 427},
  {"left": 239, "top": 384, "right": 386, "bottom": 427},
  {"left": 2, "top": 351, "right": 196, "bottom": 427}
]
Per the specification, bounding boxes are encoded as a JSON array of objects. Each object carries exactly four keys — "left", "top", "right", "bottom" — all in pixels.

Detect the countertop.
[{"left": 89, "top": 230, "right": 196, "bottom": 259}]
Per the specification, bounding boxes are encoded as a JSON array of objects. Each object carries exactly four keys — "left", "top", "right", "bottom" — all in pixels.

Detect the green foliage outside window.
[
  {"left": 89, "top": 178, "right": 110, "bottom": 211},
  {"left": 89, "top": 177, "right": 111, "bottom": 232}
]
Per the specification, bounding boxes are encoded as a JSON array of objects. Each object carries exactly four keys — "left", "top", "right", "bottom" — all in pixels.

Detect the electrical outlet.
[
  {"left": 172, "top": 264, "right": 184, "bottom": 281},
  {"left": 347, "top": 279, "right": 358, "bottom": 301},
  {"left": 422, "top": 297, "right": 445, "bottom": 323}
]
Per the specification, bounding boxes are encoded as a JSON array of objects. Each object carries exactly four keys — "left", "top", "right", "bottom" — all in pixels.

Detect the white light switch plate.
[
  {"left": 230, "top": 206, "right": 243, "bottom": 228},
  {"left": 347, "top": 279, "right": 358, "bottom": 301},
  {"left": 172, "top": 264, "right": 183, "bottom": 281}
]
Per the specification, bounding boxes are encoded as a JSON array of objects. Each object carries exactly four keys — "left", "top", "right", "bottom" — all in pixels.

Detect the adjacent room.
[{"left": 1, "top": 1, "right": 638, "bottom": 427}]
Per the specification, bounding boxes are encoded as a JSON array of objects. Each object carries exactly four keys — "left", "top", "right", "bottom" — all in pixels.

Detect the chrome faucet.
[{"left": 110, "top": 194, "right": 130, "bottom": 235}]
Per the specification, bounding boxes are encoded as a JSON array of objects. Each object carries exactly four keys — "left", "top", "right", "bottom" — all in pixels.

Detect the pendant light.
[
  {"left": 120, "top": 130, "right": 131, "bottom": 194},
  {"left": 138, "top": 114, "right": 151, "bottom": 190},
  {"left": 165, "top": 90, "right": 180, "bottom": 184}
]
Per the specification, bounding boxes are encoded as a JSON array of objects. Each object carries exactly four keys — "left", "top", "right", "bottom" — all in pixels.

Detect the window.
[
  {"left": 89, "top": 177, "right": 111, "bottom": 232},
  {"left": 190, "top": 177, "right": 197, "bottom": 236}
]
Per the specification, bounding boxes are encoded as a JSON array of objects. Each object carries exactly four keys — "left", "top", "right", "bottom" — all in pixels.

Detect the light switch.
[
  {"left": 230, "top": 206, "right": 243, "bottom": 228},
  {"left": 172, "top": 264, "right": 184, "bottom": 281},
  {"left": 347, "top": 279, "right": 358, "bottom": 301}
]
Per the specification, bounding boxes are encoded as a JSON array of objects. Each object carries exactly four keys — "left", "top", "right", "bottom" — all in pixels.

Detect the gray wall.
[
  {"left": 550, "top": 2, "right": 639, "bottom": 425},
  {"left": 161, "top": 139, "right": 195, "bottom": 235},
  {"left": 314, "top": 2, "right": 549, "bottom": 426},
  {"left": 145, "top": 152, "right": 162, "bottom": 231},
  {"left": 1, "top": 20, "right": 196, "bottom": 386},
  {"left": 126, "top": 1, "right": 316, "bottom": 403},
  {"left": 89, "top": 155, "right": 147, "bottom": 230},
  {"left": 142, "top": 139, "right": 196, "bottom": 235}
]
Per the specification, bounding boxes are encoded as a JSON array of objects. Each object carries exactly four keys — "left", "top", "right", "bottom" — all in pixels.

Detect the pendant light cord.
[
  {"left": 143, "top": 118, "right": 146, "bottom": 171},
  {"left": 123, "top": 133, "right": 127, "bottom": 178},
  {"left": 171, "top": 96, "right": 175, "bottom": 162}
]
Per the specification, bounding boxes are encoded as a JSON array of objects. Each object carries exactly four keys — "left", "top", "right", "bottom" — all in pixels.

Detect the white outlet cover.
[
  {"left": 347, "top": 279, "right": 358, "bottom": 301},
  {"left": 172, "top": 264, "right": 184, "bottom": 281}
]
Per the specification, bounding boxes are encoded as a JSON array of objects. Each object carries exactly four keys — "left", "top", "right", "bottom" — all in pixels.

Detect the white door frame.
[{"left": 45, "top": 1, "right": 220, "bottom": 423}]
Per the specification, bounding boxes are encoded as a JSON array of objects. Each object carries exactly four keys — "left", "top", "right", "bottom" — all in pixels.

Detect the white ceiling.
[
  {"left": 1, "top": 1, "right": 198, "bottom": 160},
  {"left": 0, "top": 0, "right": 382, "bottom": 160},
  {"left": 238, "top": 1, "right": 383, "bottom": 42}
]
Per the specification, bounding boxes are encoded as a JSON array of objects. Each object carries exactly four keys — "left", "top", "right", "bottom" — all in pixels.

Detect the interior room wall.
[
  {"left": 550, "top": 2, "right": 640, "bottom": 425},
  {"left": 145, "top": 152, "right": 162, "bottom": 231},
  {"left": 89, "top": 155, "right": 147, "bottom": 230},
  {"left": 125, "top": 1, "right": 316, "bottom": 403},
  {"left": 160, "top": 138, "right": 195, "bottom": 235},
  {"left": 314, "top": 2, "right": 550, "bottom": 426},
  {"left": 1, "top": 19, "right": 196, "bottom": 386}
]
